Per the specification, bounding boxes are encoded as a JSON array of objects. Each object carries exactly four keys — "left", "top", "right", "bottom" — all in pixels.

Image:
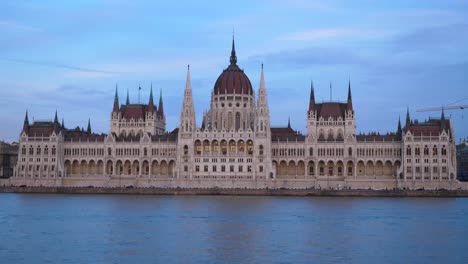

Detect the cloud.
[
  {"left": 0, "top": 58, "right": 120, "bottom": 74},
  {"left": 390, "top": 24, "right": 468, "bottom": 53},
  {"left": 249, "top": 46, "right": 365, "bottom": 68},
  {"left": 279, "top": 28, "right": 364, "bottom": 41}
]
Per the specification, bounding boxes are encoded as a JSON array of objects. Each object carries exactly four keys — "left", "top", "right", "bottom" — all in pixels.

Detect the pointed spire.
[
  {"left": 54, "top": 110, "right": 58, "bottom": 124},
  {"left": 230, "top": 33, "right": 237, "bottom": 66},
  {"left": 347, "top": 78, "right": 353, "bottom": 111},
  {"left": 406, "top": 107, "right": 411, "bottom": 127},
  {"left": 397, "top": 116, "right": 402, "bottom": 136},
  {"left": 180, "top": 64, "right": 196, "bottom": 133},
  {"left": 113, "top": 84, "right": 119, "bottom": 112},
  {"left": 87, "top": 118, "right": 91, "bottom": 134},
  {"left": 158, "top": 88, "right": 164, "bottom": 116},
  {"left": 22, "top": 110, "right": 29, "bottom": 134},
  {"left": 288, "top": 117, "right": 291, "bottom": 129},
  {"left": 126, "top": 88, "right": 130, "bottom": 105},
  {"left": 309, "top": 80, "right": 315, "bottom": 112},
  {"left": 441, "top": 107, "right": 446, "bottom": 131},
  {"left": 148, "top": 83, "right": 155, "bottom": 112}
]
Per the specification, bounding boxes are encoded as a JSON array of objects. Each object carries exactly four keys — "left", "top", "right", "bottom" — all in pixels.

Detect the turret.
[
  {"left": 148, "top": 84, "right": 155, "bottom": 113},
  {"left": 179, "top": 65, "right": 196, "bottom": 133},
  {"left": 87, "top": 119, "right": 92, "bottom": 134},
  {"left": 158, "top": 88, "right": 164, "bottom": 117},
  {"left": 309, "top": 81, "right": 315, "bottom": 113},
  {"left": 397, "top": 116, "right": 402, "bottom": 139},
  {"left": 406, "top": 107, "right": 411, "bottom": 128},
  {"left": 113, "top": 84, "right": 119, "bottom": 112},
  {"left": 22, "top": 110, "right": 29, "bottom": 134},
  {"left": 230, "top": 34, "right": 237, "bottom": 66},
  {"left": 126, "top": 89, "right": 130, "bottom": 105},
  {"left": 256, "top": 64, "right": 270, "bottom": 133},
  {"left": 347, "top": 79, "right": 353, "bottom": 112},
  {"left": 441, "top": 108, "right": 446, "bottom": 132}
]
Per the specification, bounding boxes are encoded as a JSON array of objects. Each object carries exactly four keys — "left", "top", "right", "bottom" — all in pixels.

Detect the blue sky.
[{"left": 1, "top": 0, "right": 467, "bottom": 142}]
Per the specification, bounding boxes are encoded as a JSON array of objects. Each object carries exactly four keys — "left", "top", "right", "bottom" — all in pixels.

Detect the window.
[
  {"left": 184, "top": 145, "right": 188, "bottom": 155},
  {"left": 221, "top": 165, "right": 226, "bottom": 172},
  {"left": 259, "top": 145, "right": 264, "bottom": 156},
  {"left": 309, "top": 148, "right": 313, "bottom": 156},
  {"left": 259, "top": 166, "right": 263, "bottom": 173},
  {"left": 37, "top": 147, "right": 41, "bottom": 155},
  {"left": 433, "top": 146, "right": 438, "bottom": 156},
  {"left": 184, "top": 166, "right": 188, "bottom": 172},
  {"left": 213, "top": 166, "right": 217, "bottom": 172},
  {"left": 247, "top": 166, "right": 252, "bottom": 172},
  {"left": 239, "top": 166, "right": 243, "bottom": 172},
  {"left": 230, "top": 166, "right": 234, "bottom": 172},
  {"left": 195, "top": 165, "right": 200, "bottom": 172},
  {"left": 406, "top": 146, "right": 411, "bottom": 156},
  {"left": 52, "top": 146, "right": 56, "bottom": 155},
  {"left": 204, "top": 165, "right": 208, "bottom": 172},
  {"left": 22, "top": 147, "right": 26, "bottom": 155},
  {"left": 424, "top": 146, "right": 429, "bottom": 156},
  {"left": 442, "top": 146, "right": 447, "bottom": 156},
  {"left": 415, "top": 147, "right": 420, "bottom": 155}
]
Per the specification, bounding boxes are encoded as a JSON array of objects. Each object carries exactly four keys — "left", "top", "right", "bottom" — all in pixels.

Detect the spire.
[
  {"left": 158, "top": 88, "right": 164, "bottom": 116},
  {"left": 22, "top": 110, "right": 29, "bottom": 133},
  {"left": 309, "top": 80, "right": 315, "bottom": 112},
  {"left": 347, "top": 78, "right": 353, "bottom": 111},
  {"left": 441, "top": 107, "right": 446, "bottom": 131},
  {"left": 54, "top": 110, "right": 58, "bottom": 124},
  {"left": 180, "top": 65, "right": 196, "bottom": 133},
  {"left": 87, "top": 119, "right": 91, "bottom": 134},
  {"left": 406, "top": 107, "right": 411, "bottom": 127},
  {"left": 230, "top": 33, "right": 237, "bottom": 66},
  {"left": 148, "top": 83, "right": 155, "bottom": 112},
  {"left": 113, "top": 84, "right": 119, "bottom": 112},
  {"left": 126, "top": 89, "right": 130, "bottom": 105},
  {"left": 288, "top": 117, "right": 291, "bottom": 129},
  {"left": 397, "top": 116, "right": 402, "bottom": 136}
]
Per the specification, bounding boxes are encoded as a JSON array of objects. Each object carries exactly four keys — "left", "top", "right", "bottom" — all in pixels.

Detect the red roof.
[
  {"left": 121, "top": 104, "right": 149, "bottom": 120},
  {"left": 316, "top": 102, "right": 347, "bottom": 119},
  {"left": 214, "top": 65, "right": 253, "bottom": 95},
  {"left": 407, "top": 119, "right": 450, "bottom": 136}
]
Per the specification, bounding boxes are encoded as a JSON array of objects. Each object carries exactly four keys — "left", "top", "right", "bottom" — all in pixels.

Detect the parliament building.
[{"left": 5, "top": 38, "right": 461, "bottom": 190}]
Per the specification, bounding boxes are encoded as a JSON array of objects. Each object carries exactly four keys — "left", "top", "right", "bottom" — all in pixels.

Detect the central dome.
[{"left": 213, "top": 38, "right": 253, "bottom": 95}]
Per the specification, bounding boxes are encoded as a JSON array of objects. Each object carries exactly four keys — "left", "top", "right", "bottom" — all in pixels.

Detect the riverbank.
[{"left": 1, "top": 186, "right": 468, "bottom": 197}]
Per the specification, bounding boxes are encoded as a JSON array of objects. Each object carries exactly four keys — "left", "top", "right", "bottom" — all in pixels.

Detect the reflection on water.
[{"left": 0, "top": 194, "right": 467, "bottom": 263}]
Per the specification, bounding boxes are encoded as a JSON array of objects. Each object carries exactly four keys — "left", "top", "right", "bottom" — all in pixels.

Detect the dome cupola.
[{"left": 213, "top": 37, "right": 253, "bottom": 95}]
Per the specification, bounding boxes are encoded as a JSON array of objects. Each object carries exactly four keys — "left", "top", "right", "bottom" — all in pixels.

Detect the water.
[{"left": 0, "top": 194, "right": 467, "bottom": 264}]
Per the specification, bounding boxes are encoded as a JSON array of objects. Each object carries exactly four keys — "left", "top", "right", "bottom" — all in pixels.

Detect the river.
[{"left": 0, "top": 194, "right": 467, "bottom": 263}]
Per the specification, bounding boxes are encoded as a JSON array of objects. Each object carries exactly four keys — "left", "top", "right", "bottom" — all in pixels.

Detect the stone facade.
[
  {"left": 457, "top": 140, "right": 468, "bottom": 181},
  {"left": 0, "top": 141, "right": 18, "bottom": 178},
  {"left": 3, "top": 38, "right": 462, "bottom": 190}
]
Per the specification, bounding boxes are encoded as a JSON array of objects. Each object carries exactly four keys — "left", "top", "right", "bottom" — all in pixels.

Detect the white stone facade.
[{"left": 3, "top": 40, "right": 461, "bottom": 190}]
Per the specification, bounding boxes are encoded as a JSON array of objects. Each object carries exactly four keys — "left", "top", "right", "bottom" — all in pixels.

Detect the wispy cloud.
[
  {"left": 280, "top": 28, "right": 360, "bottom": 41},
  {"left": 0, "top": 58, "right": 120, "bottom": 74},
  {"left": 249, "top": 46, "right": 365, "bottom": 68}
]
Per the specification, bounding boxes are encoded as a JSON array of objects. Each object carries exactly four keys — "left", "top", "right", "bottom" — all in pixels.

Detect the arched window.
[
  {"left": 259, "top": 145, "right": 264, "bottom": 156},
  {"left": 183, "top": 145, "right": 189, "bottom": 155},
  {"left": 406, "top": 146, "right": 411, "bottom": 156},
  {"left": 309, "top": 148, "right": 313, "bottom": 156},
  {"left": 52, "top": 146, "right": 56, "bottom": 155},
  {"left": 235, "top": 112, "right": 241, "bottom": 131},
  {"left": 424, "top": 145, "right": 429, "bottom": 156},
  {"left": 247, "top": 140, "right": 254, "bottom": 155},
  {"left": 433, "top": 145, "right": 438, "bottom": 156},
  {"left": 22, "top": 146, "right": 26, "bottom": 155},
  {"left": 348, "top": 147, "right": 352, "bottom": 156},
  {"left": 442, "top": 145, "right": 447, "bottom": 155},
  {"left": 37, "top": 146, "right": 41, "bottom": 155}
]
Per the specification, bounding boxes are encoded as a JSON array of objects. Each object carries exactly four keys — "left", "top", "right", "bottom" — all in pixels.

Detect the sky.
[{"left": 1, "top": 0, "right": 467, "bottom": 143}]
